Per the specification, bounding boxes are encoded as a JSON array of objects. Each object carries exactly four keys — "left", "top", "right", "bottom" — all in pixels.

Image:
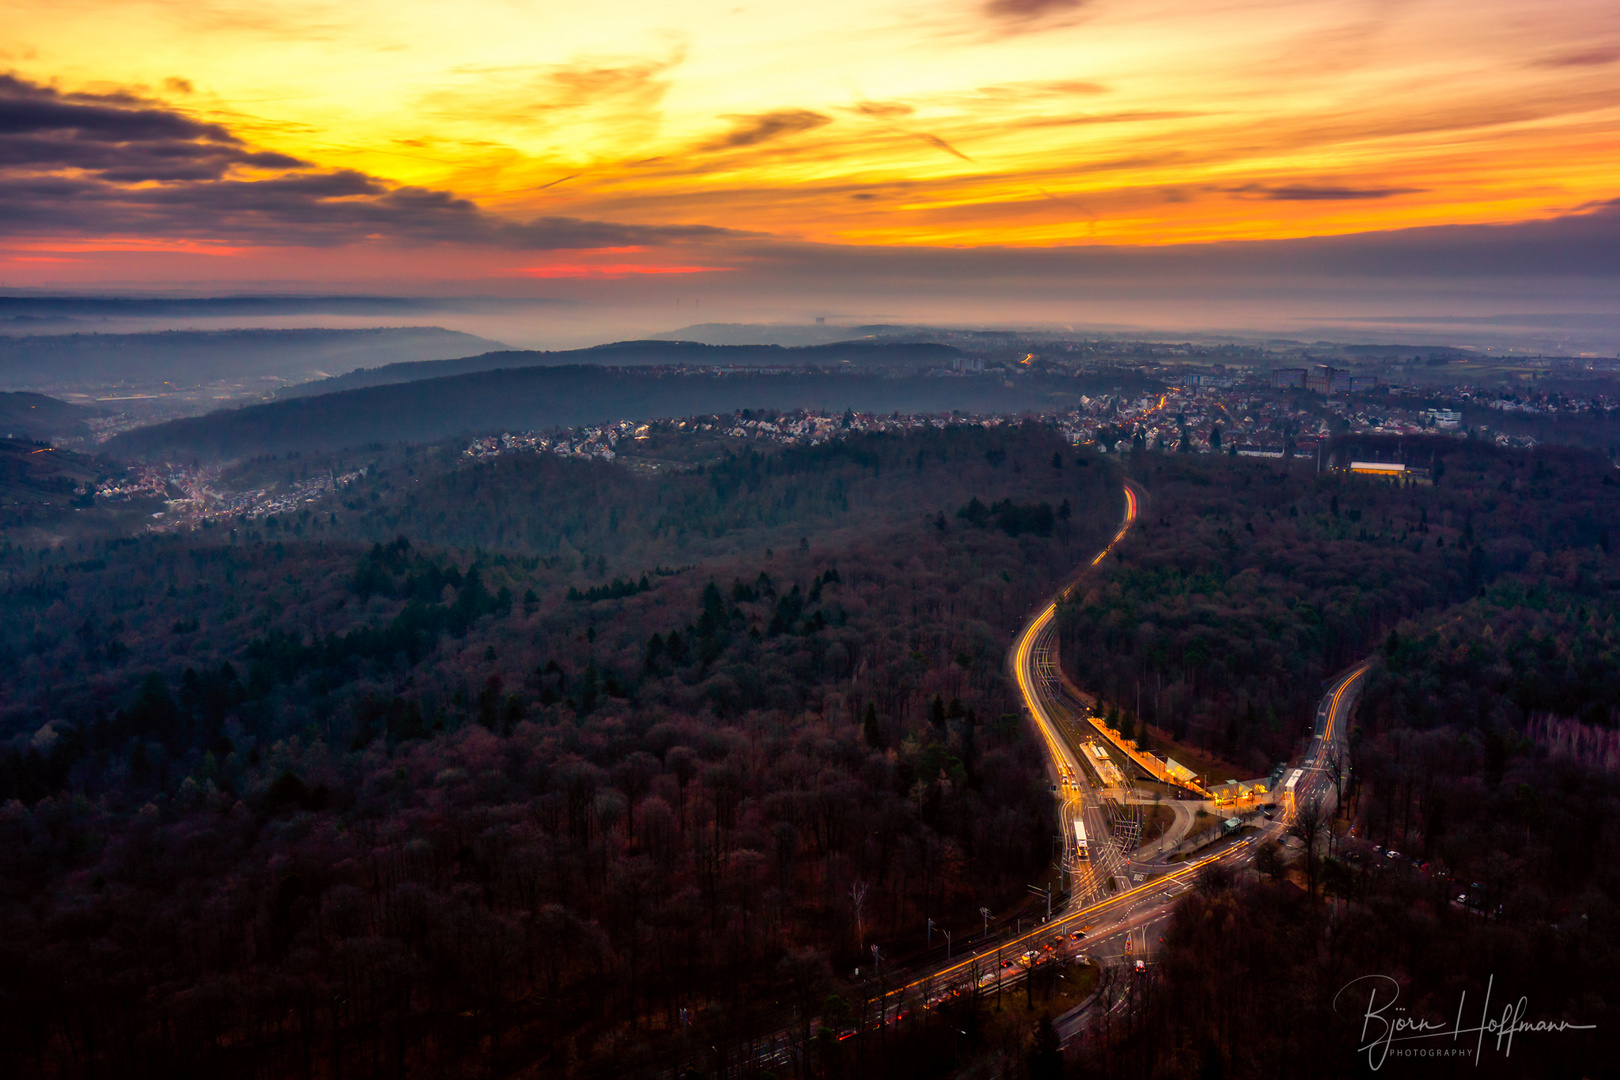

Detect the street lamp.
[{"left": 980, "top": 906, "right": 990, "bottom": 940}]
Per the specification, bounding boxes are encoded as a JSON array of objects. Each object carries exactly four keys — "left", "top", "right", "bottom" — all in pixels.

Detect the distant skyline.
[{"left": 3, "top": 1, "right": 1618, "bottom": 334}]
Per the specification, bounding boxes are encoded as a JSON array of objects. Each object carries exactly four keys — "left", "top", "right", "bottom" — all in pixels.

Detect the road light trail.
[
  {"left": 872, "top": 483, "right": 1152, "bottom": 1001},
  {"left": 878, "top": 480, "right": 1361, "bottom": 1007},
  {"left": 719, "top": 481, "right": 1367, "bottom": 1067}
]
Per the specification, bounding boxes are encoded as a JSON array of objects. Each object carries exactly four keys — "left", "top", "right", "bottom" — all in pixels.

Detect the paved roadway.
[
  {"left": 862, "top": 482, "right": 1369, "bottom": 1035},
  {"left": 1012, "top": 483, "right": 1141, "bottom": 902},
  {"left": 696, "top": 483, "right": 1368, "bottom": 1073}
]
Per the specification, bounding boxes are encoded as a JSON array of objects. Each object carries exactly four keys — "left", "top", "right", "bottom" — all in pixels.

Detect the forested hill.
[
  {"left": 106, "top": 364, "right": 1087, "bottom": 460},
  {"left": 1061, "top": 438, "right": 1620, "bottom": 774},
  {"left": 0, "top": 391, "right": 96, "bottom": 441},
  {"left": 0, "top": 425, "right": 1117, "bottom": 1077},
  {"left": 275, "top": 339, "right": 965, "bottom": 397}
]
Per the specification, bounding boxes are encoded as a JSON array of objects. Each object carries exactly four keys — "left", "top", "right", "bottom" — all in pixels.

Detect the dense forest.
[
  {"left": 0, "top": 424, "right": 1120, "bottom": 1079},
  {"left": 1078, "top": 565, "right": 1619, "bottom": 1079},
  {"left": 1058, "top": 438, "right": 1620, "bottom": 774},
  {"left": 106, "top": 366, "right": 1113, "bottom": 460},
  {"left": 2, "top": 416, "right": 1616, "bottom": 1078},
  {"left": 1057, "top": 440, "right": 1618, "bottom": 1078},
  {"left": 0, "top": 392, "right": 97, "bottom": 443}
]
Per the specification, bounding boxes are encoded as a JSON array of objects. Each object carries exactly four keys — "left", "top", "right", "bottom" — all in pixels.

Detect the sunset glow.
[{"left": 2, "top": 0, "right": 1617, "bottom": 287}]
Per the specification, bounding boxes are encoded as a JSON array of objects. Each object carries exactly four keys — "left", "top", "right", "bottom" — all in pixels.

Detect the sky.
[{"left": 2, "top": 0, "right": 1618, "bottom": 340}]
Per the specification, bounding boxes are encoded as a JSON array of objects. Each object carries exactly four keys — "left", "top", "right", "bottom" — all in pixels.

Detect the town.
[{"left": 88, "top": 353, "right": 1608, "bottom": 532}]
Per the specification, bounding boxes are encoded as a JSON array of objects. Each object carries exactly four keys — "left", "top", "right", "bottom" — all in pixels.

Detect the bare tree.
[
  {"left": 1255, "top": 840, "right": 1285, "bottom": 890},
  {"left": 1290, "top": 797, "right": 1330, "bottom": 901},
  {"left": 1324, "top": 750, "right": 1351, "bottom": 856}
]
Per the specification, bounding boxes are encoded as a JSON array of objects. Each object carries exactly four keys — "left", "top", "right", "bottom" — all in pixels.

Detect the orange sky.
[{"left": 2, "top": 0, "right": 1618, "bottom": 283}]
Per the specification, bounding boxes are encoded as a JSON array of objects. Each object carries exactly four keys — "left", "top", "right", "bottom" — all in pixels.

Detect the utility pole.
[
  {"left": 941, "top": 927, "right": 952, "bottom": 960},
  {"left": 927, "top": 918, "right": 935, "bottom": 947},
  {"left": 980, "top": 906, "right": 990, "bottom": 941},
  {"left": 1027, "top": 883, "right": 1052, "bottom": 920}
]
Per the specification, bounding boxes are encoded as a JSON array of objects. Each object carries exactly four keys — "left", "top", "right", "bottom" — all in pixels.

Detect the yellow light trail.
[
  {"left": 881, "top": 482, "right": 1146, "bottom": 1001},
  {"left": 881, "top": 485, "right": 1367, "bottom": 1011}
]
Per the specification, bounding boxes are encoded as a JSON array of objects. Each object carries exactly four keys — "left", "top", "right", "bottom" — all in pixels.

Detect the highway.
[
  {"left": 691, "top": 482, "right": 1368, "bottom": 1074},
  {"left": 856, "top": 481, "right": 1368, "bottom": 1039}
]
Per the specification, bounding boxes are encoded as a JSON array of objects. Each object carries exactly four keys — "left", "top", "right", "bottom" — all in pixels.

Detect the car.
[
  {"left": 1386, "top": 850, "right": 1401, "bottom": 860},
  {"left": 1000, "top": 959, "right": 1014, "bottom": 969},
  {"left": 979, "top": 972, "right": 997, "bottom": 988},
  {"left": 1135, "top": 960, "right": 1146, "bottom": 972},
  {"left": 1070, "top": 930, "right": 1085, "bottom": 941}
]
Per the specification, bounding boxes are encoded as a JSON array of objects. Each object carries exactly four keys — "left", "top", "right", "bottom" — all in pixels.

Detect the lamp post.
[{"left": 980, "top": 906, "right": 990, "bottom": 940}]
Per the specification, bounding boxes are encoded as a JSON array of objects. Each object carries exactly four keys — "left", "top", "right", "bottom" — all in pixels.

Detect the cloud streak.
[
  {"left": 701, "top": 110, "right": 832, "bottom": 151},
  {"left": 1226, "top": 183, "right": 1426, "bottom": 201},
  {"left": 982, "top": 0, "right": 1086, "bottom": 20}
]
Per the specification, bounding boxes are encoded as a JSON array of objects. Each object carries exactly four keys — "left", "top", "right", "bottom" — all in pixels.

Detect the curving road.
[
  {"left": 706, "top": 481, "right": 1368, "bottom": 1071},
  {"left": 862, "top": 480, "right": 1368, "bottom": 1034}
]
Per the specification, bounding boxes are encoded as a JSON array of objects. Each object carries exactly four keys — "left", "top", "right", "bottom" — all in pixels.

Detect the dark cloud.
[
  {"left": 982, "top": 0, "right": 1086, "bottom": 24},
  {"left": 983, "top": 0, "right": 1084, "bottom": 19},
  {"left": 853, "top": 101, "right": 914, "bottom": 118},
  {"left": 0, "top": 73, "right": 305, "bottom": 185},
  {"left": 1531, "top": 46, "right": 1620, "bottom": 68},
  {"left": 0, "top": 75, "right": 239, "bottom": 144},
  {"left": 0, "top": 73, "right": 741, "bottom": 250},
  {"left": 1226, "top": 183, "right": 1425, "bottom": 201},
  {"left": 701, "top": 110, "right": 831, "bottom": 151}
]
